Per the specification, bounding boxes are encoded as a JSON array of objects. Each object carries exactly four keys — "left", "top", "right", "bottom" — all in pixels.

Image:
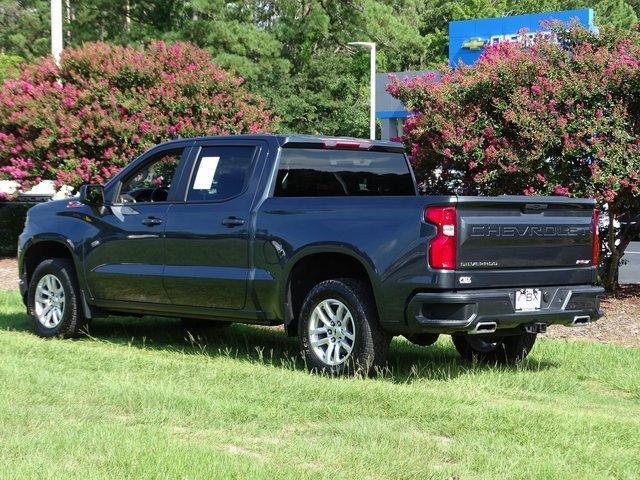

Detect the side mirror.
[{"left": 79, "top": 184, "right": 105, "bottom": 206}]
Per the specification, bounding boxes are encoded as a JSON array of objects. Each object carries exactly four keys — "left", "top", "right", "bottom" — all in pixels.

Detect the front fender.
[{"left": 19, "top": 208, "right": 98, "bottom": 299}]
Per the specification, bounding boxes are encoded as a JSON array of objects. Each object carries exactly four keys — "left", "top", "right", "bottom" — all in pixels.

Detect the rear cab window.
[
  {"left": 186, "top": 145, "right": 257, "bottom": 202},
  {"left": 274, "top": 149, "right": 416, "bottom": 197}
]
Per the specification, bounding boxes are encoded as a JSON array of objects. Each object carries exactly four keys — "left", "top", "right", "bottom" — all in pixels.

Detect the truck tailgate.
[{"left": 456, "top": 196, "right": 596, "bottom": 270}]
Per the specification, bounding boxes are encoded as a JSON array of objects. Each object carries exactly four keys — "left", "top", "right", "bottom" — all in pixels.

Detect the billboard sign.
[{"left": 449, "top": 9, "right": 595, "bottom": 67}]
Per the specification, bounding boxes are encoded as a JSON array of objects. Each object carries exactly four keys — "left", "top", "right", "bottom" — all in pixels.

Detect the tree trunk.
[{"left": 604, "top": 206, "right": 619, "bottom": 292}]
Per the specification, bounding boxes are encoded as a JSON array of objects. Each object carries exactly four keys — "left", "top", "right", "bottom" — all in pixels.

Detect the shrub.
[
  {"left": 0, "top": 202, "right": 31, "bottom": 256},
  {"left": 0, "top": 41, "right": 273, "bottom": 190},
  {"left": 388, "top": 25, "right": 640, "bottom": 292}
]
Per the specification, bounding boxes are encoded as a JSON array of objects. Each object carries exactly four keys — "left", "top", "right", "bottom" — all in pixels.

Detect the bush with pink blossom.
[
  {"left": 0, "top": 41, "right": 273, "bottom": 192},
  {"left": 388, "top": 25, "right": 640, "bottom": 291}
]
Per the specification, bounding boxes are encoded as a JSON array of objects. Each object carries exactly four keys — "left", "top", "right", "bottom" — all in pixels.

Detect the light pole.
[
  {"left": 348, "top": 42, "right": 376, "bottom": 140},
  {"left": 51, "top": 0, "right": 63, "bottom": 66}
]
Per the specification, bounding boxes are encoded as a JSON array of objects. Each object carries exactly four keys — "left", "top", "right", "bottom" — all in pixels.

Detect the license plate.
[{"left": 515, "top": 288, "right": 541, "bottom": 311}]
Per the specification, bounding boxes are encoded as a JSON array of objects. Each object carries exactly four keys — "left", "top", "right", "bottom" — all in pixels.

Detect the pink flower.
[{"left": 603, "top": 189, "right": 616, "bottom": 202}]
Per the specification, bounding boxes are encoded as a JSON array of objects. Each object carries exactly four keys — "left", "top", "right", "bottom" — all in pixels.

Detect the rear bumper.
[{"left": 405, "top": 285, "right": 604, "bottom": 334}]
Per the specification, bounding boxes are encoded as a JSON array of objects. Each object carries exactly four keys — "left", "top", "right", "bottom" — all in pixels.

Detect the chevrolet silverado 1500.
[{"left": 18, "top": 135, "right": 603, "bottom": 374}]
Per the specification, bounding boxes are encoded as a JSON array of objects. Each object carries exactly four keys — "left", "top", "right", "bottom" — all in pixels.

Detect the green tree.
[
  {"left": 0, "top": 0, "right": 50, "bottom": 58},
  {"left": 2, "top": 0, "right": 640, "bottom": 138},
  {"left": 0, "top": 54, "right": 23, "bottom": 83}
]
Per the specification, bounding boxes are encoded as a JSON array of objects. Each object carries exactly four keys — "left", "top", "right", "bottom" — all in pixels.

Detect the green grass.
[{"left": 0, "top": 290, "right": 638, "bottom": 479}]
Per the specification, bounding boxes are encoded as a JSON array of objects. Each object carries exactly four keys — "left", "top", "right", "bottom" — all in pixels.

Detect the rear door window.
[
  {"left": 186, "top": 146, "right": 257, "bottom": 202},
  {"left": 274, "top": 149, "right": 415, "bottom": 197}
]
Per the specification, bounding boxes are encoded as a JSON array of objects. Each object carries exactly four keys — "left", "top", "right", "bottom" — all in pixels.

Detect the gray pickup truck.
[{"left": 18, "top": 135, "right": 603, "bottom": 374}]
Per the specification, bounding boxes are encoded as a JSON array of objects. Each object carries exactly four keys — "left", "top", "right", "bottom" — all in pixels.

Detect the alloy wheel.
[
  {"left": 34, "top": 274, "right": 66, "bottom": 328},
  {"left": 308, "top": 299, "right": 356, "bottom": 366}
]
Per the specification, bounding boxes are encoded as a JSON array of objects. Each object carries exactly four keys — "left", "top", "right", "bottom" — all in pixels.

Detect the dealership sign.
[{"left": 449, "top": 9, "right": 596, "bottom": 67}]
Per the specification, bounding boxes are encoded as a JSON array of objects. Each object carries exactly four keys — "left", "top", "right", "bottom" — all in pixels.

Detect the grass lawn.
[{"left": 0, "top": 290, "right": 638, "bottom": 479}]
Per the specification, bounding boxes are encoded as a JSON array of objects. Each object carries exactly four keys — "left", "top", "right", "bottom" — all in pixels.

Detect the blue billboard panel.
[{"left": 449, "top": 9, "right": 595, "bottom": 67}]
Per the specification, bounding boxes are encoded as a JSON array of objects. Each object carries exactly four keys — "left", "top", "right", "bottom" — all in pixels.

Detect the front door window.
[{"left": 117, "top": 148, "right": 183, "bottom": 203}]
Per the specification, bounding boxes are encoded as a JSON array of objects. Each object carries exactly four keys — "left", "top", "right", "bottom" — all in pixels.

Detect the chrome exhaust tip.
[
  {"left": 570, "top": 315, "right": 591, "bottom": 327},
  {"left": 471, "top": 321, "right": 498, "bottom": 334}
]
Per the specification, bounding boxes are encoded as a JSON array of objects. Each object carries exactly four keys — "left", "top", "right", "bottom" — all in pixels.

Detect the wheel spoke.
[
  {"left": 43, "top": 307, "right": 53, "bottom": 325},
  {"left": 310, "top": 336, "right": 330, "bottom": 348},
  {"left": 333, "top": 343, "right": 341, "bottom": 363},
  {"left": 325, "top": 342, "right": 335, "bottom": 363},
  {"left": 309, "top": 327, "right": 327, "bottom": 335},
  {"left": 316, "top": 309, "right": 332, "bottom": 327},
  {"left": 322, "top": 302, "right": 335, "bottom": 321},
  {"left": 340, "top": 339, "right": 353, "bottom": 354}
]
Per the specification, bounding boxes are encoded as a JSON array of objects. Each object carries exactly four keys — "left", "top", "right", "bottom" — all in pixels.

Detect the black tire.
[
  {"left": 404, "top": 333, "right": 439, "bottom": 347},
  {"left": 451, "top": 332, "right": 537, "bottom": 365},
  {"left": 27, "top": 258, "right": 87, "bottom": 338},
  {"left": 298, "top": 278, "right": 391, "bottom": 376},
  {"left": 181, "top": 318, "right": 232, "bottom": 331}
]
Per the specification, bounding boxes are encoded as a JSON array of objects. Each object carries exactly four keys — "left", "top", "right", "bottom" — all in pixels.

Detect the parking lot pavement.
[{"left": 620, "top": 241, "right": 640, "bottom": 284}]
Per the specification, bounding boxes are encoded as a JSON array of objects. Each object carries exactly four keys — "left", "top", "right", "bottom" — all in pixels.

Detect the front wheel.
[
  {"left": 27, "top": 258, "right": 87, "bottom": 338},
  {"left": 451, "top": 332, "right": 537, "bottom": 365},
  {"left": 298, "top": 278, "right": 390, "bottom": 376}
]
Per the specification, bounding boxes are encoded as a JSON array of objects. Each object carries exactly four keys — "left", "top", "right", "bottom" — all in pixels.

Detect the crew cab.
[{"left": 18, "top": 135, "right": 603, "bottom": 374}]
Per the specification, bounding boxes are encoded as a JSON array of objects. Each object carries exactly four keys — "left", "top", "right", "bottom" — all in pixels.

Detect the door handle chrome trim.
[
  {"left": 141, "top": 217, "right": 163, "bottom": 226},
  {"left": 221, "top": 217, "right": 245, "bottom": 227}
]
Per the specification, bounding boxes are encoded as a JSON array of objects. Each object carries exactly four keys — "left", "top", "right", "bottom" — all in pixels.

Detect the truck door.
[
  {"left": 84, "top": 144, "right": 191, "bottom": 304},
  {"left": 162, "top": 140, "right": 266, "bottom": 310}
]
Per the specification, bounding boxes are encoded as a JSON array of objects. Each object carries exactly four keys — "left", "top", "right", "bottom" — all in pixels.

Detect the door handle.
[
  {"left": 142, "top": 216, "right": 163, "bottom": 226},
  {"left": 221, "top": 217, "right": 245, "bottom": 227}
]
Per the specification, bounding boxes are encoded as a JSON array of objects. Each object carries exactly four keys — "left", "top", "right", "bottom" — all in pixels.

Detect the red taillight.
[
  {"left": 425, "top": 206, "right": 457, "bottom": 270},
  {"left": 592, "top": 209, "right": 600, "bottom": 266}
]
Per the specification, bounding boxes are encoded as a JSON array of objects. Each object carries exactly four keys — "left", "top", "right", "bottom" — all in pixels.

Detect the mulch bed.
[
  {"left": 543, "top": 284, "right": 640, "bottom": 348},
  {"left": 1, "top": 257, "right": 638, "bottom": 347},
  {"left": 0, "top": 257, "right": 19, "bottom": 292}
]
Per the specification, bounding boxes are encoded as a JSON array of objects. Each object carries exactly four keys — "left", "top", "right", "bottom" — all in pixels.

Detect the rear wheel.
[
  {"left": 451, "top": 332, "right": 537, "bottom": 364},
  {"left": 298, "top": 278, "right": 390, "bottom": 376},
  {"left": 27, "top": 258, "right": 87, "bottom": 338}
]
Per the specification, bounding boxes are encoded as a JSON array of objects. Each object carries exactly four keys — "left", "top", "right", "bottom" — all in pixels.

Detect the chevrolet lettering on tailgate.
[{"left": 469, "top": 224, "right": 591, "bottom": 238}]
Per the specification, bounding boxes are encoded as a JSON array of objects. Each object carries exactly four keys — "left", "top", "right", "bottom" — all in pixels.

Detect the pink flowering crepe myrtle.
[
  {"left": 0, "top": 41, "right": 274, "bottom": 192},
  {"left": 387, "top": 24, "right": 640, "bottom": 291}
]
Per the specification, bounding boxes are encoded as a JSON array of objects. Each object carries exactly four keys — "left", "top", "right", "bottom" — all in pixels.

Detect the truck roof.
[{"left": 161, "top": 134, "right": 406, "bottom": 153}]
